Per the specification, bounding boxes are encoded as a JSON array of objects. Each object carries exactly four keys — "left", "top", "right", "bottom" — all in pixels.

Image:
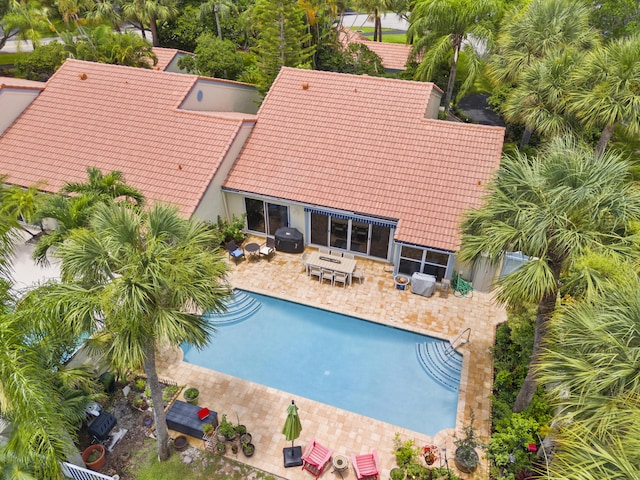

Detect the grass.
[
  {"left": 0, "top": 52, "right": 30, "bottom": 65},
  {"left": 131, "top": 439, "right": 280, "bottom": 480},
  {"left": 351, "top": 27, "right": 407, "bottom": 44}
]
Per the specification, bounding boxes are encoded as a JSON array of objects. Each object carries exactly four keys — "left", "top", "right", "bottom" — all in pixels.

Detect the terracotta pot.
[
  {"left": 82, "top": 444, "right": 106, "bottom": 471},
  {"left": 174, "top": 435, "right": 189, "bottom": 451}
]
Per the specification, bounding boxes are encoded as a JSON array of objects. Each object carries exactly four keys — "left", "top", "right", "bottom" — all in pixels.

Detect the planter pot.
[
  {"left": 82, "top": 444, "right": 106, "bottom": 471},
  {"left": 239, "top": 433, "right": 252, "bottom": 445},
  {"left": 216, "top": 442, "right": 227, "bottom": 455},
  {"left": 174, "top": 435, "right": 189, "bottom": 451},
  {"left": 454, "top": 446, "right": 479, "bottom": 473},
  {"left": 242, "top": 442, "right": 255, "bottom": 457},
  {"left": 231, "top": 444, "right": 239, "bottom": 454},
  {"left": 424, "top": 454, "right": 436, "bottom": 465},
  {"left": 183, "top": 388, "right": 199, "bottom": 405},
  {"left": 390, "top": 467, "right": 405, "bottom": 480},
  {"left": 394, "top": 275, "right": 410, "bottom": 291}
]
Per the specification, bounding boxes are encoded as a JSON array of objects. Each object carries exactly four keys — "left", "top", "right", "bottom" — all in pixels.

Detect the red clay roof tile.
[
  {"left": 224, "top": 67, "right": 504, "bottom": 251},
  {"left": 0, "top": 59, "right": 251, "bottom": 216}
]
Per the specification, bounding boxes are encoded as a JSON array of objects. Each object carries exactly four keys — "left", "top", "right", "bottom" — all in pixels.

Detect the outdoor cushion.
[{"left": 198, "top": 408, "right": 210, "bottom": 420}]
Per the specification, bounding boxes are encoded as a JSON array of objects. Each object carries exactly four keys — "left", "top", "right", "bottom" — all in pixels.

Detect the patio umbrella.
[{"left": 282, "top": 400, "right": 303, "bottom": 467}]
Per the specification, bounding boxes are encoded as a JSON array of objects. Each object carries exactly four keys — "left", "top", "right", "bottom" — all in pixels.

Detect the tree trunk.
[
  {"left": 513, "top": 280, "right": 559, "bottom": 413},
  {"left": 150, "top": 18, "right": 160, "bottom": 47},
  {"left": 520, "top": 126, "right": 533, "bottom": 148},
  {"left": 142, "top": 343, "right": 170, "bottom": 461},
  {"left": 214, "top": 4, "right": 222, "bottom": 40},
  {"left": 443, "top": 46, "right": 459, "bottom": 111},
  {"left": 594, "top": 123, "right": 615, "bottom": 159}
]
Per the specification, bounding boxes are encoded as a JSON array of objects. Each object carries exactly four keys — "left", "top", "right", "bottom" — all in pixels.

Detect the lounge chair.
[
  {"left": 226, "top": 240, "right": 245, "bottom": 264},
  {"left": 301, "top": 438, "right": 333, "bottom": 478},
  {"left": 352, "top": 450, "right": 380, "bottom": 480},
  {"left": 259, "top": 236, "right": 275, "bottom": 260}
]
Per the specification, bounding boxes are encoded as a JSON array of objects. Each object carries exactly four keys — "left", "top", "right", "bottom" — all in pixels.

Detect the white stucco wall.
[
  {"left": 192, "top": 122, "right": 256, "bottom": 223},
  {"left": 0, "top": 88, "right": 41, "bottom": 135},
  {"left": 180, "top": 79, "right": 260, "bottom": 114},
  {"left": 165, "top": 53, "right": 190, "bottom": 74},
  {"left": 425, "top": 89, "right": 442, "bottom": 119}
]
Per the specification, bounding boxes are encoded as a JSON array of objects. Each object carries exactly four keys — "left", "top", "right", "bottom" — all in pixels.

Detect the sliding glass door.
[
  {"left": 245, "top": 198, "right": 289, "bottom": 235},
  {"left": 308, "top": 211, "right": 392, "bottom": 260}
]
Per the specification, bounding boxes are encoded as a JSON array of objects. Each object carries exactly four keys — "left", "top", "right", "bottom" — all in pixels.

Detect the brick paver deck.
[{"left": 156, "top": 241, "right": 506, "bottom": 479}]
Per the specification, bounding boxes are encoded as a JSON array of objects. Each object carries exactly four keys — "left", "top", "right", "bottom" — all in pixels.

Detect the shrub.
[
  {"left": 393, "top": 433, "right": 419, "bottom": 467},
  {"left": 134, "top": 378, "right": 146, "bottom": 392},
  {"left": 218, "top": 414, "right": 236, "bottom": 439}
]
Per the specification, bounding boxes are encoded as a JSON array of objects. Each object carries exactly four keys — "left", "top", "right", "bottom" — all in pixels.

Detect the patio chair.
[
  {"left": 226, "top": 240, "right": 245, "bottom": 264},
  {"left": 259, "top": 236, "right": 275, "bottom": 260},
  {"left": 333, "top": 271, "right": 348, "bottom": 288},
  {"left": 302, "top": 252, "right": 309, "bottom": 274},
  {"left": 301, "top": 438, "right": 333, "bottom": 478},
  {"left": 321, "top": 269, "right": 335, "bottom": 286},
  {"left": 309, "top": 265, "right": 323, "bottom": 282},
  {"left": 352, "top": 266, "right": 364, "bottom": 284},
  {"left": 319, "top": 246, "right": 330, "bottom": 254},
  {"left": 343, "top": 252, "right": 354, "bottom": 259},
  {"left": 351, "top": 450, "right": 380, "bottom": 480}
]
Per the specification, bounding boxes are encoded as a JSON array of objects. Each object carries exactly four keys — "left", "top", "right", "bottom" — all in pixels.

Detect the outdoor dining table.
[{"left": 306, "top": 251, "right": 357, "bottom": 285}]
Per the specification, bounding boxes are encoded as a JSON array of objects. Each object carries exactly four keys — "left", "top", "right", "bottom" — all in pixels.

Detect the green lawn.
[
  {"left": 0, "top": 52, "right": 29, "bottom": 65},
  {"left": 353, "top": 27, "right": 407, "bottom": 44},
  {"left": 130, "top": 439, "right": 281, "bottom": 480}
]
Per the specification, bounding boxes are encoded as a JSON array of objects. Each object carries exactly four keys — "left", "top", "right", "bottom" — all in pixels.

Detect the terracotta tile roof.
[
  {"left": 224, "top": 67, "right": 504, "bottom": 251},
  {"left": 0, "top": 59, "right": 252, "bottom": 216},
  {"left": 151, "top": 47, "right": 191, "bottom": 71},
  {"left": 0, "top": 77, "right": 46, "bottom": 90},
  {"left": 340, "top": 29, "right": 413, "bottom": 71}
]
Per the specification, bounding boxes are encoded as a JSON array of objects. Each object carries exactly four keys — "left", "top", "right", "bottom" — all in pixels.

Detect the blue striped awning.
[{"left": 304, "top": 207, "right": 396, "bottom": 229}]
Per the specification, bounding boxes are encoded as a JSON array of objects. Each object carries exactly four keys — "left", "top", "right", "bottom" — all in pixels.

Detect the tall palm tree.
[
  {"left": 501, "top": 48, "right": 584, "bottom": 144},
  {"left": 39, "top": 202, "right": 231, "bottom": 461},
  {"left": 408, "top": 0, "right": 500, "bottom": 111},
  {"left": 488, "top": 0, "right": 598, "bottom": 146},
  {"left": 536, "top": 286, "right": 640, "bottom": 478},
  {"left": 0, "top": 284, "right": 103, "bottom": 479},
  {"left": 569, "top": 34, "right": 640, "bottom": 158},
  {"left": 199, "top": 0, "right": 235, "bottom": 40},
  {"left": 459, "top": 138, "right": 640, "bottom": 412},
  {"left": 121, "top": 0, "right": 177, "bottom": 46}
]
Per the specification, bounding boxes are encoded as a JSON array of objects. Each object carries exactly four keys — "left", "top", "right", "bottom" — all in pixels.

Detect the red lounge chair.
[
  {"left": 301, "top": 438, "right": 333, "bottom": 478},
  {"left": 352, "top": 450, "right": 380, "bottom": 480}
]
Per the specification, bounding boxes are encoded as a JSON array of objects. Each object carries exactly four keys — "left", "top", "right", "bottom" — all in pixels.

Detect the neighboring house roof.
[
  {"left": 0, "top": 59, "right": 254, "bottom": 216},
  {"left": 0, "top": 78, "right": 46, "bottom": 90},
  {"left": 340, "top": 29, "right": 413, "bottom": 71},
  {"left": 224, "top": 67, "right": 504, "bottom": 251},
  {"left": 151, "top": 47, "right": 191, "bottom": 71}
]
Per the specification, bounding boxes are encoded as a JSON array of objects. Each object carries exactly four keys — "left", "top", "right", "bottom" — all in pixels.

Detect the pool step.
[
  {"left": 203, "top": 290, "right": 262, "bottom": 325},
  {"left": 416, "top": 341, "right": 463, "bottom": 392}
]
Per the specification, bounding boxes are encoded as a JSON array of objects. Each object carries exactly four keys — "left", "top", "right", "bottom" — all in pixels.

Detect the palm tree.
[
  {"left": 39, "top": 202, "right": 231, "bottom": 461},
  {"left": 62, "top": 167, "right": 144, "bottom": 205},
  {"left": 487, "top": 0, "right": 598, "bottom": 146},
  {"left": 459, "top": 138, "right": 640, "bottom": 412},
  {"left": 536, "top": 286, "right": 640, "bottom": 478},
  {"left": 2, "top": 0, "right": 50, "bottom": 50},
  {"left": 0, "top": 177, "right": 20, "bottom": 282},
  {"left": 199, "top": 0, "right": 235, "bottom": 40},
  {"left": 501, "top": 48, "right": 584, "bottom": 144},
  {"left": 569, "top": 34, "right": 640, "bottom": 158},
  {"left": 352, "top": 0, "right": 384, "bottom": 41},
  {"left": 121, "top": 0, "right": 177, "bottom": 46},
  {"left": 408, "top": 0, "right": 500, "bottom": 111},
  {"left": 0, "top": 182, "right": 46, "bottom": 240},
  {"left": 0, "top": 284, "right": 103, "bottom": 479}
]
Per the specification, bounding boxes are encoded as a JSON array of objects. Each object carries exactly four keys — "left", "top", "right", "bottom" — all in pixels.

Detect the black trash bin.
[{"left": 274, "top": 227, "right": 304, "bottom": 253}]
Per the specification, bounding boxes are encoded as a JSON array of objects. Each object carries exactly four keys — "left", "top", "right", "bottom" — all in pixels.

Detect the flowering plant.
[{"left": 421, "top": 445, "right": 439, "bottom": 464}]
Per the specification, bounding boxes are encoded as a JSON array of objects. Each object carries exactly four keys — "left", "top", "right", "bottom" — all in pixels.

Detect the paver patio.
[{"left": 156, "top": 240, "right": 506, "bottom": 479}]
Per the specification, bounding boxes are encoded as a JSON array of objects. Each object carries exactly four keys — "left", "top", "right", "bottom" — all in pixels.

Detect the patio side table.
[{"left": 332, "top": 454, "right": 349, "bottom": 478}]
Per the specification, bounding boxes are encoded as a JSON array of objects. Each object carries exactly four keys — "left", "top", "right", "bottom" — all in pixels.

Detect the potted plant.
[
  {"left": 241, "top": 441, "right": 255, "bottom": 457},
  {"left": 235, "top": 423, "right": 247, "bottom": 436},
  {"left": 183, "top": 387, "right": 199, "bottom": 405},
  {"left": 239, "top": 432, "right": 252, "bottom": 445},
  {"left": 130, "top": 395, "right": 148, "bottom": 411},
  {"left": 202, "top": 423, "right": 214, "bottom": 437},
  {"left": 454, "top": 416, "right": 481, "bottom": 473},
  {"left": 215, "top": 441, "right": 227, "bottom": 455},
  {"left": 218, "top": 414, "right": 237, "bottom": 441},
  {"left": 390, "top": 467, "right": 405, "bottom": 480},
  {"left": 82, "top": 444, "right": 106, "bottom": 471},
  {"left": 392, "top": 434, "right": 419, "bottom": 468},
  {"left": 133, "top": 377, "right": 146, "bottom": 392},
  {"left": 231, "top": 444, "right": 239, "bottom": 454},
  {"left": 393, "top": 274, "right": 410, "bottom": 291},
  {"left": 421, "top": 444, "right": 439, "bottom": 466}
]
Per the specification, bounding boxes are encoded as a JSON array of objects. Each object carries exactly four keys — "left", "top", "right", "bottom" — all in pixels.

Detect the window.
[
  {"left": 398, "top": 245, "right": 451, "bottom": 281},
  {"left": 307, "top": 210, "right": 393, "bottom": 260},
  {"left": 245, "top": 198, "right": 289, "bottom": 234}
]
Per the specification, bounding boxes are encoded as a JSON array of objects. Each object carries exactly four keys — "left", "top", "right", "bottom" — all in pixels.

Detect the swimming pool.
[{"left": 182, "top": 291, "right": 460, "bottom": 436}]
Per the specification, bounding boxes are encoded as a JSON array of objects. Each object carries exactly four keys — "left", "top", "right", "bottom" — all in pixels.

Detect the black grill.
[{"left": 274, "top": 227, "right": 304, "bottom": 253}]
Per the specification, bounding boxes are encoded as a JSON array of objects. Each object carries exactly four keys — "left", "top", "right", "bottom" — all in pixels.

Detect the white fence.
[{"left": 61, "top": 462, "right": 117, "bottom": 480}]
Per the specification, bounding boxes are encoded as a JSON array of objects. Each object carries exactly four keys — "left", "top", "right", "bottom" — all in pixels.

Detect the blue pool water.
[{"left": 182, "top": 292, "right": 459, "bottom": 436}]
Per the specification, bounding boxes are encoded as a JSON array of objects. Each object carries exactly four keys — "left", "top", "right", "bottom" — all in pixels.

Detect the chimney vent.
[
  {"left": 79, "top": 73, "right": 87, "bottom": 80},
  {"left": 302, "top": 82, "right": 309, "bottom": 90}
]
